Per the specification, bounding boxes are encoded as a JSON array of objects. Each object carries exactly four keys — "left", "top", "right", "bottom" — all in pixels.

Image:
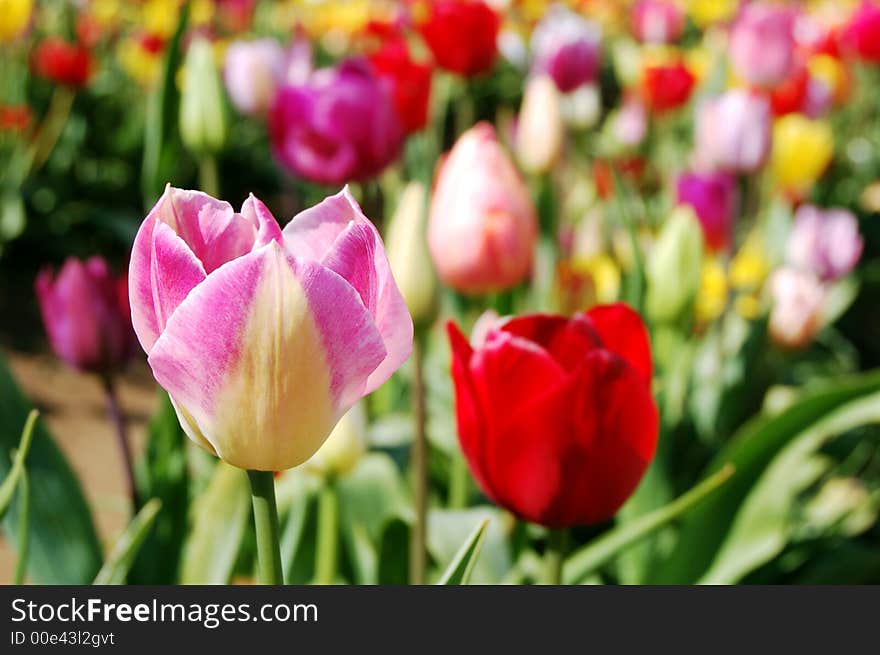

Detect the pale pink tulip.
[
  {"left": 694, "top": 89, "right": 772, "bottom": 173},
  {"left": 787, "top": 205, "right": 864, "bottom": 281},
  {"left": 769, "top": 267, "right": 825, "bottom": 349},
  {"left": 428, "top": 122, "right": 538, "bottom": 294}
]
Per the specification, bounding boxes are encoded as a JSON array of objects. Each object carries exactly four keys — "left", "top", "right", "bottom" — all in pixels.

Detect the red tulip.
[
  {"left": 419, "top": 0, "right": 500, "bottom": 77},
  {"left": 35, "top": 257, "right": 136, "bottom": 375},
  {"left": 642, "top": 60, "right": 695, "bottom": 113},
  {"left": 369, "top": 39, "right": 433, "bottom": 133},
  {"left": 447, "top": 304, "right": 659, "bottom": 528},
  {"left": 32, "top": 38, "right": 93, "bottom": 88},
  {"left": 0, "top": 104, "right": 32, "bottom": 133},
  {"left": 845, "top": 1, "right": 880, "bottom": 63}
]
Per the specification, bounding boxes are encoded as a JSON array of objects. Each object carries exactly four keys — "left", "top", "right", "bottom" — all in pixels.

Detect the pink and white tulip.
[
  {"left": 694, "top": 89, "right": 772, "bottom": 173},
  {"left": 769, "top": 267, "right": 825, "bottom": 349},
  {"left": 130, "top": 186, "right": 412, "bottom": 471}
]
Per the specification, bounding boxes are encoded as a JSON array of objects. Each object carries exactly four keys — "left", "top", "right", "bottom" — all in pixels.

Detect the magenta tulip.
[
  {"left": 694, "top": 89, "right": 772, "bottom": 173},
  {"left": 36, "top": 257, "right": 136, "bottom": 375},
  {"left": 129, "top": 186, "right": 412, "bottom": 471},
  {"left": 676, "top": 171, "right": 739, "bottom": 252},
  {"left": 729, "top": 3, "right": 797, "bottom": 88},
  {"left": 786, "top": 205, "right": 864, "bottom": 282},
  {"left": 428, "top": 122, "right": 538, "bottom": 295},
  {"left": 531, "top": 5, "right": 601, "bottom": 93},
  {"left": 268, "top": 59, "right": 404, "bottom": 186}
]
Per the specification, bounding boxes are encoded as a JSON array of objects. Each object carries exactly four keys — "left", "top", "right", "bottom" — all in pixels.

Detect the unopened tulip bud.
[
  {"left": 305, "top": 403, "right": 367, "bottom": 478},
  {"left": 180, "top": 37, "right": 228, "bottom": 156},
  {"left": 646, "top": 207, "right": 704, "bottom": 323},
  {"left": 386, "top": 182, "right": 437, "bottom": 327},
  {"left": 428, "top": 123, "right": 538, "bottom": 294},
  {"left": 694, "top": 90, "right": 772, "bottom": 173},
  {"left": 561, "top": 83, "right": 601, "bottom": 129},
  {"left": 771, "top": 114, "right": 834, "bottom": 193},
  {"left": 768, "top": 267, "right": 825, "bottom": 349},
  {"left": 516, "top": 75, "right": 564, "bottom": 174}
]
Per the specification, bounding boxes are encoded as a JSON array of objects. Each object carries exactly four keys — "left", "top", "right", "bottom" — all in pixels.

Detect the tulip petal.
[
  {"left": 467, "top": 329, "right": 566, "bottom": 505},
  {"left": 148, "top": 242, "right": 386, "bottom": 471},
  {"left": 241, "top": 193, "right": 283, "bottom": 247},
  {"left": 500, "top": 313, "right": 603, "bottom": 372},
  {"left": 284, "top": 187, "right": 413, "bottom": 392},
  {"left": 585, "top": 303, "right": 653, "bottom": 384},
  {"left": 130, "top": 217, "right": 207, "bottom": 353},
  {"left": 150, "top": 186, "right": 257, "bottom": 273},
  {"left": 489, "top": 350, "right": 658, "bottom": 527}
]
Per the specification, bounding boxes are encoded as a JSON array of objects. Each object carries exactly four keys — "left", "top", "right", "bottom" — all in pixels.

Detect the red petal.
[
  {"left": 501, "top": 313, "right": 602, "bottom": 372},
  {"left": 585, "top": 303, "right": 653, "bottom": 384}
]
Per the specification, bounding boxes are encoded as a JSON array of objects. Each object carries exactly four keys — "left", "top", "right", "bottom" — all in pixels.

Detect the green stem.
[
  {"left": 246, "top": 470, "right": 283, "bottom": 585},
  {"left": 543, "top": 528, "right": 568, "bottom": 585},
  {"left": 448, "top": 453, "right": 469, "bottom": 509},
  {"left": 409, "top": 334, "right": 428, "bottom": 584},
  {"left": 314, "top": 482, "right": 339, "bottom": 585},
  {"left": 13, "top": 469, "right": 29, "bottom": 585},
  {"left": 199, "top": 154, "right": 220, "bottom": 197},
  {"left": 611, "top": 167, "right": 646, "bottom": 315}
]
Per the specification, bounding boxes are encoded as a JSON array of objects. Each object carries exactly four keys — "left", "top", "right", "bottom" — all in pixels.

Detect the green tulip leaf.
[
  {"left": 699, "top": 392, "right": 880, "bottom": 584},
  {"left": 0, "top": 355, "right": 102, "bottom": 583},
  {"left": 428, "top": 507, "right": 511, "bottom": 584},
  {"left": 655, "top": 368, "right": 880, "bottom": 584},
  {"left": 564, "top": 465, "right": 734, "bottom": 584},
  {"left": 13, "top": 468, "right": 30, "bottom": 584},
  {"left": 180, "top": 462, "right": 250, "bottom": 584},
  {"left": 436, "top": 518, "right": 489, "bottom": 585},
  {"left": 94, "top": 498, "right": 163, "bottom": 585}
]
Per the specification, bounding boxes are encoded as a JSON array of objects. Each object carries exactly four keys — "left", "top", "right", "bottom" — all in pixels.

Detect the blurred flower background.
[{"left": 1, "top": 0, "right": 880, "bottom": 586}]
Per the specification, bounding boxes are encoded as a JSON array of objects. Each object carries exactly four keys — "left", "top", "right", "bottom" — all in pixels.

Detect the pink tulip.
[
  {"left": 729, "top": 3, "right": 797, "bottom": 88},
  {"left": 531, "top": 5, "right": 601, "bottom": 93},
  {"left": 632, "top": 0, "right": 685, "bottom": 44},
  {"left": 694, "top": 89, "right": 772, "bottom": 173},
  {"left": 427, "top": 122, "right": 538, "bottom": 294},
  {"left": 36, "top": 257, "right": 136, "bottom": 375},
  {"left": 676, "top": 171, "right": 739, "bottom": 252},
  {"left": 769, "top": 267, "right": 825, "bottom": 349},
  {"left": 129, "top": 186, "right": 413, "bottom": 471},
  {"left": 224, "top": 38, "right": 310, "bottom": 116},
  {"left": 786, "top": 205, "right": 864, "bottom": 282}
]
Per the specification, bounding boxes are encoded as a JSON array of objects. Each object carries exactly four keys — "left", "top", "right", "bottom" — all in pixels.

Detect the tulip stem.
[
  {"left": 246, "top": 470, "right": 283, "bottom": 585},
  {"left": 314, "top": 482, "right": 339, "bottom": 585},
  {"left": 103, "top": 378, "right": 141, "bottom": 514},
  {"left": 448, "top": 454, "right": 469, "bottom": 509},
  {"left": 410, "top": 333, "right": 428, "bottom": 584},
  {"left": 543, "top": 528, "right": 568, "bottom": 585},
  {"left": 199, "top": 155, "right": 220, "bottom": 197}
]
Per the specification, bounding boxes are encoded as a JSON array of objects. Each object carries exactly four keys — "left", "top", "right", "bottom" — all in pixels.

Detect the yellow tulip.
[
  {"left": 695, "top": 258, "right": 728, "bottom": 325},
  {"left": 0, "top": 0, "right": 33, "bottom": 43},
  {"left": 687, "top": 0, "right": 737, "bottom": 27},
  {"left": 771, "top": 114, "right": 834, "bottom": 194}
]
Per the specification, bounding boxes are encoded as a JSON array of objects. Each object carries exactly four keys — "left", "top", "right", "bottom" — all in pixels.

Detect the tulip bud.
[
  {"left": 694, "top": 90, "right": 772, "bottom": 173},
  {"left": 729, "top": 3, "right": 797, "bottom": 88},
  {"left": 0, "top": 0, "right": 33, "bottom": 42},
  {"left": 646, "top": 207, "right": 704, "bottom": 323},
  {"left": 385, "top": 182, "right": 437, "bottom": 327},
  {"left": 428, "top": 122, "right": 538, "bottom": 295},
  {"left": 676, "top": 171, "right": 738, "bottom": 252},
  {"left": 786, "top": 205, "right": 863, "bottom": 282},
  {"left": 180, "top": 37, "right": 228, "bottom": 156},
  {"left": 768, "top": 267, "right": 825, "bottom": 349},
  {"left": 632, "top": 0, "right": 685, "bottom": 44},
  {"left": 531, "top": 5, "right": 601, "bottom": 93},
  {"left": 305, "top": 403, "right": 367, "bottom": 478},
  {"left": 223, "top": 38, "right": 288, "bottom": 116},
  {"left": 36, "top": 257, "right": 136, "bottom": 375},
  {"left": 771, "top": 114, "right": 834, "bottom": 193},
  {"left": 561, "top": 83, "right": 601, "bottom": 129},
  {"left": 516, "top": 75, "right": 564, "bottom": 175}
]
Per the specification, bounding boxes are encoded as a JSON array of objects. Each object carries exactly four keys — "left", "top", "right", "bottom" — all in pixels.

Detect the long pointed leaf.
[
  {"left": 0, "top": 409, "right": 37, "bottom": 520},
  {"left": 564, "top": 465, "right": 735, "bottom": 584},
  {"left": 94, "top": 498, "right": 162, "bottom": 585},
  {"left": 436, "top": 519, "right": 489, "bottom": 585},
  {"left": 13, "top": 468, "right": 29, "bottom": 584}
]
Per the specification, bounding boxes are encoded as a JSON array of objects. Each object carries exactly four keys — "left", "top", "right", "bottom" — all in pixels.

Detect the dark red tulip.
[
  {"left": 642, "top": 60, "right": 694, "bottom": 113},
  {"left": 419, "top": 0, "right": 500, "bottom": 77},
  {"left": 35, "top": 257, "right": 136, "bottom": 375},
  {"left": 447, "top": 304, "right": 659, "bottom": 528},
  {"left": 369, "top": 39, "right": 433, "bottom": 134},
  {"left": 32, "top": 38, "right": 93, "bottom": 88}
]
